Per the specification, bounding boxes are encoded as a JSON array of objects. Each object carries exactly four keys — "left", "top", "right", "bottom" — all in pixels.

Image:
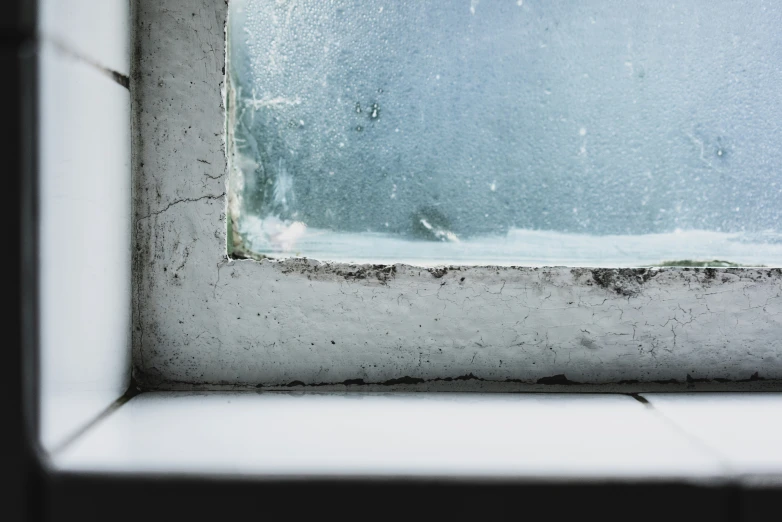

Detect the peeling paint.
[{"left": 132, "top": 0, "right": 782, "bottom": 391}]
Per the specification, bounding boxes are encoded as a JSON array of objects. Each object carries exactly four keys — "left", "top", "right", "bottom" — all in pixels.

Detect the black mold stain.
[
  {"left": 629, "top": 393, "right": 649, "bottom": 405},
  {"left": 187, "top": 371, "right": 776, "bottom": 391},
  {"left": 429, "top": 267, "right": 448, "bottom": 278},
  {"left": 381, "top": 376, "right": 425, "bottom": 385},
  {"left": 435, "top": 373, "right": 480, "bottom": 382},
  {"left": 235, "top": 260, "right": 781, "bottom": 289},
  {"left": 686, "top": 374, "right": 710, "bottom": 384},
  {"left": 685, "top": 372, "right": 765, "bottom": 384},
  {"left": 589, "top": 268, "right": 657, "bottom": 297},
  {"left": 111, "top": 70, "right": 130, "bottom": 89},
  {"left": 583, "top": 266, "right": 751, "bottom": 296},
  {"left": 536, "top": 374, "right": 580, "bottom": 385},
  {"left": 273, "top": 260, "right": 399, "bottom": 285}
]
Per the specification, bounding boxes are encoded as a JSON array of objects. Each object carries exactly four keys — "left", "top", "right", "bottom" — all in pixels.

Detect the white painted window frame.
[{"left": 132, "top": 0, "right": 782, "bottom": 391}]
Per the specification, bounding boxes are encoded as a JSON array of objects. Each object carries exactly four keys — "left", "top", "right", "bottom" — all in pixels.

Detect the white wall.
[{"left": 38, "top": 0, "right": 131, "bottom": 452}]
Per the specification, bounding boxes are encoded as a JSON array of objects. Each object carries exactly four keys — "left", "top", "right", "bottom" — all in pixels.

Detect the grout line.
[
  {"left": 46, "top": 37, "right": 130, "bottom": 89},
  {"left": 639, "top": 394, "right": 736, "bottom": 478},
  {"left": 49, "top": 384, "right": 143, "bottom": 458}
]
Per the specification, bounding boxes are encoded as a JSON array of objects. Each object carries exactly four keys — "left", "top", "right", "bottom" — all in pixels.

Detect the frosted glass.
[{"left": 228, "top": 0, "right": 782, "bottom": 266}]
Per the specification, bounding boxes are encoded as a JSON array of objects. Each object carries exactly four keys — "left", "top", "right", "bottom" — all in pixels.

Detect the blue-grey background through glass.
[{"left": 228, "top": 0, "right": 782, "bottom": 266}]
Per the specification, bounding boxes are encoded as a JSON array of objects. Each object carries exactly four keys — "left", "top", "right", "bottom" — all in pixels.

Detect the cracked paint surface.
[{"left": 132, "top": 0, "right": 782, "bottom": 390}]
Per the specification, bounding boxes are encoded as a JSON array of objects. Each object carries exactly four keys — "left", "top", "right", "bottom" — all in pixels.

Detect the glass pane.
[{"left": 227, "top": 0, "right": 782, "bottom": 267}]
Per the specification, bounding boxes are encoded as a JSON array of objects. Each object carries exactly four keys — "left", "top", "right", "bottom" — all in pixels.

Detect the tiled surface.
[
  {"left": 642, "top": 393, "right": 782, "bottom": 475},
  {"left": 55, "top": 392, "right": 726, "bottom": 479},
  {"left": 39, "top": 40, "right": 131, "bottom": 452},
  {"left": 39, "top": 0, "right": 130, "bottom": 75}
]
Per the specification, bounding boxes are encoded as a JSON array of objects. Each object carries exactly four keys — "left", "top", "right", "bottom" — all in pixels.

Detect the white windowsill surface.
[
  {"left": 50, "top": 392, "right": 782, "bottom": 481},
  {"left": 639, "top": 393, "right": 782, "bottom": 476}
]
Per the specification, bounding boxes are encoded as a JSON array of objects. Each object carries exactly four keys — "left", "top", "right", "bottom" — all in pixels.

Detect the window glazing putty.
[{"left": 227, "top": 0, "right": 782, "bottom": 267}]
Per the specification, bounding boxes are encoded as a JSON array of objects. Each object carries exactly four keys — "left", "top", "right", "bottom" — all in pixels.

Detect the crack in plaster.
[{"left": 136, "top": 192, "right": 225, "bottom": 222}]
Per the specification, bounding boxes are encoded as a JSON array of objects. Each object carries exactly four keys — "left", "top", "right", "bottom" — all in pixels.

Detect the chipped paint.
[{"left": 132, "top": 0, "right": 782, "bottom": 390}]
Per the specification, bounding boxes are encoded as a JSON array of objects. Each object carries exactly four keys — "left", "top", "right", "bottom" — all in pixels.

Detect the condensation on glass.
[{"left": 227, "top": 0, "right": 782, "bottom": 267}]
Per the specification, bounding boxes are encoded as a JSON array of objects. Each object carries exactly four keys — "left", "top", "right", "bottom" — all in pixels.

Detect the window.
[
  {"left": 227, "top": 0, "right": 782, "bottom": 267},
  {"left": 132, "top": 0, "right": 782, "bottom": 390},
  {"left": 28, "top": 0, "right": 782, "bottom": 508}
]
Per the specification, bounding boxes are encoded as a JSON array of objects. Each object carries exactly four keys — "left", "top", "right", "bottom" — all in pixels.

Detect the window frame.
[{"left": 132, "top": 0, "right": 782, "bottom": 391}]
